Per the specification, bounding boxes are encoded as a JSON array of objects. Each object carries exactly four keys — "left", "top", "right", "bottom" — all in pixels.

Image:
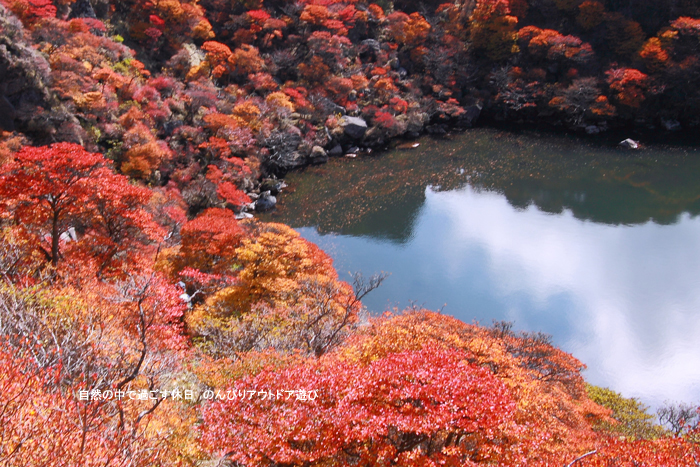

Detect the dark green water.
[{"left": 261, "top": 128, "right": 700, "bottom": 409}]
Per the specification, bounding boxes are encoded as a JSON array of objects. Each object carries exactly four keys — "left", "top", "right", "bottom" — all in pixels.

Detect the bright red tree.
[
  {"left": 0, "top": 143, "right": 107, "bottom": 266},
  {"left": 0, "top": 143, "right": 160, "bottom": 269},
  {"left": 201, "top": 345, "right": 515, "bottom": 466}
]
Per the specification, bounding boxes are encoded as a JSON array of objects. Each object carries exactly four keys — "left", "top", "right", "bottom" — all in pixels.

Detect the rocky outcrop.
[
  {"left": 255, "top": 191, "right": 277, "bottom": 212},
  {"left": 309, "top": 145, "right": 328, "bottom": 164},
  {"left": 264, "top": 129, "right": 305, "bottom": 175},
  {"left": 340, "top": 116, "right": 368, "bottom": 140},
  {"left": 68, "top": 0, "right": 97, "bottom": 18},
  {"left": 0, "top": 5, "right": 84, "bottom": 143}
]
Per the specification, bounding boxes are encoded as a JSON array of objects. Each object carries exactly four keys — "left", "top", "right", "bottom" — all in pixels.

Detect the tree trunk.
[{"left": 51, "top": 209, "right": 60, "bottom": 267}]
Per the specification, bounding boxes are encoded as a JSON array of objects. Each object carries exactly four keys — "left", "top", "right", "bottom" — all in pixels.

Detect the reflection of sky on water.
[{"left": 299, "top": 185, "right": 700, "bottom": 409}]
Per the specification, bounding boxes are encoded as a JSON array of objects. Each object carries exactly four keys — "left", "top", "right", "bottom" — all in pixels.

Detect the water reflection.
[{"left": 262, "top": 128, "right": 700, "bottom": 408}]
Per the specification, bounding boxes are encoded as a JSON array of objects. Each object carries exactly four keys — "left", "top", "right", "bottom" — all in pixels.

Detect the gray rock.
[
  {"left": 619, "top": 138, "right": 639, "bottom": 149},
  {"left": 264, "top": 129, "right": 305, "bottom": 173},
  {"left": 662, "top": 118, "right": 681, "bottom": 131},
  {"left": 340, "top": 116, "right": 368, "bottom": 139},
  {"left": 426, "top": 124, "right": 448, "bottom": 135},
  {"left": 0, "top": 91, "right": 16, "bottom": 132},
  {"left": 69, "top": 0, "right": 97, "bottom": 18},
  {"left": 0, "top": 10, "right": 84, "bottom": 142},
  {"left": 309, "top": 145, "right": 328, "bottom": 164},
  {"left": 360, "top": 39, "right": 381, "bottom": 53},
  {"left": 329, "top": 144, "right": 343, "bottom": 156},
  {"left": 462, "top": 105, "right": 482, "bottom": 126},
  {"left": 255, "top": 192, "right": 277, "bottom": 212},
  {"left": 585, "top": 125, "right": 600, "bottom": 135}
]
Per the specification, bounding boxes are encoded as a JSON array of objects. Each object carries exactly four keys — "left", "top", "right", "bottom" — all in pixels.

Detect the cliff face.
[{"left": 0, "top": 5, "right": 83, "bottom": 143}]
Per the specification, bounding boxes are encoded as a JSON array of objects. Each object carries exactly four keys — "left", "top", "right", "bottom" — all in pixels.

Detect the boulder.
[
  {"left": 619, "top": 138, "right": 639, "bottom": 149},
  {"left": 585, "top": 125, "right": 600, "bottom": 135},
  {"left": 662, "top": 118, "right": 681, "bottom": 131},
  {"left": 309, "top": 145, "right": 328, "bottom": 164},
  {"left": 68, "top": 0, "right": 97, "bottom": 18},
  {"left": 461, "top": 105, "right": 482, "bottom": 127},
  {"left": 340, "top": 116, "right": 368, "bottom": 140},
  {"left": 426, "top": 124, "right": 448, "bottom": 135},
  {"left": 264, "top": 129, "right": 305, "bottom": 174},
  {"left": 0, "top": 91, "right": 15, "bottom": 132},
  {"left": 360, "top": 39, "right": 381, "bottom": 53},
  {"left": 328, "top": 144, "right": 343, "bottom": 156},
  {"left": 255, "top": 191, "right": 277, "bottom": 212},
  {"left": 0, "top": 8, "right": 84, "bottom": 143}
]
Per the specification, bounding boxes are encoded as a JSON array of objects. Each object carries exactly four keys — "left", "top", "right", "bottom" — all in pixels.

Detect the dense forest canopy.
[{"left": 1, "top": 0, "right": 700, "bottom": 464}]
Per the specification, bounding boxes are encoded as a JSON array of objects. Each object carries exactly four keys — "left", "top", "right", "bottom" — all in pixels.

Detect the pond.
[{"left": 261, "top": 128, "right": 700, "bottom": 410}]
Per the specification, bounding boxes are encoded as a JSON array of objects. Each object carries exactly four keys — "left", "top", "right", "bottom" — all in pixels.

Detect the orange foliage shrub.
[
  {"left": 202, "top": 41, "right": 233, "bottom": 78},
  {"left": 589, "top": 436, "right": 700, "bottom": 466},
  {"left": 0, "top": 132, "right": 27, "bottom": 165},
  {"left": 3, "top": 0, "right": 56, "bottom": 27},
  {"left": 387, "top": 11, "right": 431, "bottom": 46},
  {"left": 193, "top": 18, "right": 215, "bottom": 40},
  {"left": 232, "top": 101, "right": 261, "bottom": 125},
  {"left": 217, "top": 181, "right": 251, "bottom": 207},
  {"left": 203, "top": 112, "right": 239, "bottom": 134},
  {"left": 198, "top": 222, "right": 335, "bottom": 313},
  {"left": 590, "top": 95, "right": 617, "bottom": 117},
  {"left": 265, "top": 91, "right": 295, "bottom": 112},
  {"left": 470, "top": 0, "right": 519, "bottom": 61},
  {"left": 606, "top": 68, "right": 648, "bottom": 108},
  {"left": 298, "top": 55, "right": 331, "bottom": 83},
  {"left": 367, "top": 3, "right": 385, "bottom": 20},
  {"left": 509, "top": 0, "right": 529, "bottom": 18},
  {"left": 605, "top": 13, "right": 645, "bottom": 59},
  {"left": 228, "top": 44, "right": 264, "bottom": 77},
  {"left": 300, "top": 4, "right": 329, "bottom": 25},
  {"left": 186, "top": 221, "right": 361, "bottom": 357},
  {"left": 326, "top": 76, "right": 353, "bottom": 98},
  {"left": 249, "top": 72, "right": 278, "bottom": 93},
  {"left": 351, "top": 73, "right": 369, "bottom": 90},
  {"left": 120, "top": 122, "right": 172, "bottom": 180},
  {"left": 178, "top": 207, "right": 246, "bottom": 273},
  {"left": 577, "top": 0, "right": 605, "bottom": 30},
  {"left": 374, "top": 76, "right": 398, "bottom": 97},
  {"left": 519, "top": 26, "right": 593, "bottom": 64},
  {"left": 670, "top": 16, "right": 700, "bottom": 35},
  {"left": 640, "top": 38, "right": 669, "bottom": 71}
]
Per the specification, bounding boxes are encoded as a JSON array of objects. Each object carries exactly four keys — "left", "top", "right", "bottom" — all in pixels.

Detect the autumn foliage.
[
  {"left": 0, "top": 143, "right": 161, "bottom": 270},
  {"left": 1, "top": 0, "right": 700, "bottom": 465},
  {"left": 202, "top": 345, "right": 516, "bottom": 466}
]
